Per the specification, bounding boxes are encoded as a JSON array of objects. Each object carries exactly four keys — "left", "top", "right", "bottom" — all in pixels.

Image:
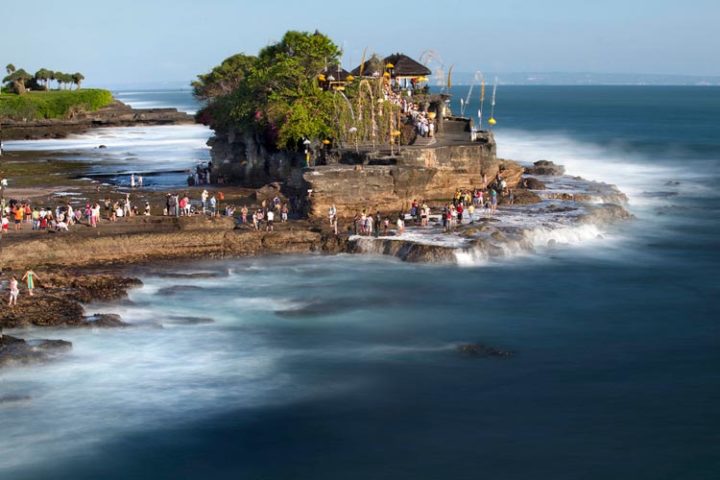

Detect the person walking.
[{"left": 22, "top": 269, "right": 40, "bottom": 296}]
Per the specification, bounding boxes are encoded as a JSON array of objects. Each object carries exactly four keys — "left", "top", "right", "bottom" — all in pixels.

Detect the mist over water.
[{"left": 2, "top": 87, "right": 719, "bottom": 479}]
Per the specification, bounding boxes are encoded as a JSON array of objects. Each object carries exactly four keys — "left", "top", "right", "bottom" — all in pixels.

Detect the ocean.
[{"left": 1, "top": 86, "right": 718, "bottom": 479}]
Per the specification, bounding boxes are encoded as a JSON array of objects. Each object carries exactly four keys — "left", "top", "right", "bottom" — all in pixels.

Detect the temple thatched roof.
[
  {"left": 320, "top": 65, "right": 352, "bottom": 82},
  {"left": 351, "top": 53, "right": 431, "bottom": 78}
]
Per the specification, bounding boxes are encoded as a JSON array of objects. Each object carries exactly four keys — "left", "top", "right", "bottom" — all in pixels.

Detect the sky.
[{"left": 2, "top": 0, "right": 718, "bottom": 87}]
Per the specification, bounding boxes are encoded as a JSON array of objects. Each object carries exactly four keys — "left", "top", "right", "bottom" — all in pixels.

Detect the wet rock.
[
  {"left": 580, "top": 204, "right": 633, "bottom": 224},
  {"left": 156, "top": 271, "right": 228, "bottom": 279},
  {"left": 526, "top": 160, "right": 565, "bottom": 176},
  {"left": 502, "top": 189, "right": 542, "bottom": 205},
  {"left": 98, "top": 145, "right": 107, "bottom": 149},
  {"left": 0, "top": 394, "right": 32, "bottom": 404},
  {"left": 156, "top": 285, "right": 207, "bottom": 296},
  {"left": 83, "top": 313, "right": 129, "bottom": 328},
  {"left": 164, "top": 315, "right": 214, "bottom": 325},
  {"left": 521, "top": 177, "right": 546, "bottom": 190},
  {"left": 0, "top": 335, "right": 72, "bottom": 368},
  {"left": 457, "top": 343, "right": 514, "bottom": 358}
]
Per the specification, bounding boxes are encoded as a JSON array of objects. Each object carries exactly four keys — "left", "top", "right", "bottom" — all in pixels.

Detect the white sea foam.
[{"left": 495, "top": 129, "right": 708, "bottom": 206}]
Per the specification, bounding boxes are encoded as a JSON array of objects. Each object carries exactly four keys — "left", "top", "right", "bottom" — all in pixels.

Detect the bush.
[{"left": 0, "top": 89, "right": 114, "bottom": 120}]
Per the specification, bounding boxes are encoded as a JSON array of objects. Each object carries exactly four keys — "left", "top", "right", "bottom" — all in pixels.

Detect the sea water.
[
  {"left": 4, "top": 89, "right": 209, "bottom": 189},
  {"left": 1, "top": 87, "right": 718, "bottom": 479}
]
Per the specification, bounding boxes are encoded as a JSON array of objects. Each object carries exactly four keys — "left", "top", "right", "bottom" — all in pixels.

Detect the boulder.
[
  {"left": 521, "top": 177, "right": 546, "bottom": 190},
  {"left": 525, "top": 160, "right": 565, "bottom": 176},
  {"left": 83, "top": 313, "right": 129, "bottom": 328},
  {"left": 0, "top": 335, "right": 72, "bottom": 368},
  {"left": 457, "top": 343, "right": 514, "bottom": 358}
]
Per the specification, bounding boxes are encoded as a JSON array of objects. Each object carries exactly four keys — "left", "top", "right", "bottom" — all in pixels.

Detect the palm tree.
[
  {"left": 35, "top": 68, "right": 51, "bottom": 90},
  {"left": 71, "top": 72, "right": 85, "bottom": 90},
  {"left": 3, "top": 69, "right": 32, "bottom": 94},
  {"left": 48, "top": 71, "right": 57, "bottom": 90},
  {"left": 55, "top": 72, "right": 67, "bottom": 90}
]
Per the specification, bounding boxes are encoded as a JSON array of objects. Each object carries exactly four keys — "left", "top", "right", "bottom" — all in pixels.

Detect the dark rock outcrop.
[
  {"left": 457, "top": 343, "right": 514, "bottom": 358},
  {"left": 526, "top": 160, "right": 565, "bottom": 176},
  {"left": 521, "top": 177, "right": 546, "bottom": 190},
  {"left": 0, "top": 100, "right": 194, "bottom": 140},
  {"left": 83, "top": 313, "right": 129, "bottom": 328},
  {"left": 0, "top": 335, "right": 72, "bottom": 368}
]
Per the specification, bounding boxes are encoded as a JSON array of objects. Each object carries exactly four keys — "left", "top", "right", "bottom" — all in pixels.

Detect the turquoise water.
[{"left": 1, "top": 87, "right": 718, "bottom": 479}]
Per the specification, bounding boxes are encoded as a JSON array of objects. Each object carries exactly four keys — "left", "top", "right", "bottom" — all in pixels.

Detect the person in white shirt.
[{"left": 266, "top": 210, "right": 274, "bottom": 232}]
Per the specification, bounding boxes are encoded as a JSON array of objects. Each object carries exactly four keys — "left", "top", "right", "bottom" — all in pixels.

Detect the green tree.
[
  {"left": 3, "top": 68, "right": 32, "bottom": 94},
  {"left": 192, "top": 54, "right": 257, "bottom": 101},
  {"left": 71, "top": 72, "right": 85, "bottom": 90},
  {"left": 35, "top": 68, "right": 51, "bottom": 90},
  {"left": 195, "top": 30, "right": 342, "bottom": 150},
  {"left": 6, "top": 64, "right": 16, "bottom": 75}
]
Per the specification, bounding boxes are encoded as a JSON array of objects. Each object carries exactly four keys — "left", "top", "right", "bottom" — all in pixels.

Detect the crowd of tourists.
[
  {"left": 348, "top": 171, "right": 513, "bottom": 237},
  {"left": 382, "top": 83, "right": 436, "bottom": 139},
  {"left": 1, "top": 199, "right": 105, "bottom": 233},
  {"left": 241, "top": 196, "right": 290, "bottom": 232}
]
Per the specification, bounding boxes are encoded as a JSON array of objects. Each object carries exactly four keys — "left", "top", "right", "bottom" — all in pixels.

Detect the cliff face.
[
  {"left": 210, "top": 129, "right": 305, "bottom": 188},
  {"left": 301, "top": 150, "right": 524, "bottom": 217},
  {"left": 211, "top": 125, "right": 525, "bottom": 218}
]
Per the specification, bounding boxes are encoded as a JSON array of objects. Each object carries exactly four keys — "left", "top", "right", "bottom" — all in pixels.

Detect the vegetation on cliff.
[
  {"left": 194, "top": 30, "right": 403, "bottom": 151},
  {"left": 0, "top": 89, "right": 113, "bottom": 120}
]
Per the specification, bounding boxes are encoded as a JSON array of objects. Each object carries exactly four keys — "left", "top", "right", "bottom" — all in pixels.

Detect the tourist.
[
  {"left": 21, "top": 269, "right": 40, "bottom": 296},
  {"left": 209, "top": 195, "right": 217, "bottom": 216},
  {"left": 240, "top": 206, "right": 248, "bottom": 224},
  {"left": 281, "top": 204, "right": 289, "bottom": 223},
  {"left": 31, "top": 208, "right": 40, "bottom": 230},
  {"left": 201, "top": 189, "right": 208, "bottom": 213},
  {"left": 138, "top": 175, "right": 143, "bottom": 188},
  {"left": 144, "top": 201, "right": 151, "bottom": 216},
  {"left": 7, "top": 276, "right": 19, "bottom": 307},
  {"left": 266, "top": 209, "right": 274, "bottom": 231},
  {"left": 130, "top": 173, "right": 136, "bottom": 188},
  {"left": 1, "top": 215, "right": 9, "bottom": 234},
  {"left": 124, "top": 194, "right": 132, "bottom": 217},
  {"left": 13, "top": 206, "right": 23, "bottom": 231},
  {"left": 396, "top": 215, "right": 405, "bottom": 235},
  {"left": 328, "top": 204, "right": 337, "bottom": 226},
  {"left": 490, "top": 188, "right": 498, "bottom": 213}
]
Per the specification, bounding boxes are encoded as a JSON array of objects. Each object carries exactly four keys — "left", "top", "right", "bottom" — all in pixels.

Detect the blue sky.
[{"left": 2, "top": 0, "right": 718, "bottom": 87}]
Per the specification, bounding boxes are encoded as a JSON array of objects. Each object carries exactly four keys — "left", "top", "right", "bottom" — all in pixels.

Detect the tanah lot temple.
[{"left": 210, "top": 52, "right": 519, "bottom": 218}]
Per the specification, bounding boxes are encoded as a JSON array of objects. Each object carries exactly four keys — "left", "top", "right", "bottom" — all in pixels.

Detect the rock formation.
[{"left": 0, "top": 100, "right": 194, "bottom": 140}]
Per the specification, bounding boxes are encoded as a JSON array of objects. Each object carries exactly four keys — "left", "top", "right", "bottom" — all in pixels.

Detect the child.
[{"left": 8, "top": 276, "right": 19, "bottom": 307}]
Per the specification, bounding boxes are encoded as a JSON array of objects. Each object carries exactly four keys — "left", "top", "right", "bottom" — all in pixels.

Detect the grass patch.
[{"left": 0, "top": 89, "right": 114, "bottom": 120}]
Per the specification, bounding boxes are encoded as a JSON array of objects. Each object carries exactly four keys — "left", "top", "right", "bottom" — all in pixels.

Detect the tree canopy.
[
  {"left": 2, "top": 64, "right": 86, "bottom": 94},
  {"left": 194, "top": 30, "right": 344, "bottom": 150}
]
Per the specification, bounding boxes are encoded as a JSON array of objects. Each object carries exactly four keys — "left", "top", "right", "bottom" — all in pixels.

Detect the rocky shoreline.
[
  {"left": 0, "top": 100, "right": 194, "bottom": 140},
  {"left": 0, "top": 160, "right": 631, "bottom": 368}
]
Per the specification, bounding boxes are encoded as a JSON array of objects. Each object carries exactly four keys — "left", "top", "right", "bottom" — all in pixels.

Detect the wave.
[{"left": 495, "top": 128, "right": 715, "bottom": 206}]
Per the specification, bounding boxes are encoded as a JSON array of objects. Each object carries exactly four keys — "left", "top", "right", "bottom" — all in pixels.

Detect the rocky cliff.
[
  {"left": 0, "top": 100, "right": 194, "bottom": 140},
  {"left": 211, "top": 125, "right": 525, "bottom": 218}
]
